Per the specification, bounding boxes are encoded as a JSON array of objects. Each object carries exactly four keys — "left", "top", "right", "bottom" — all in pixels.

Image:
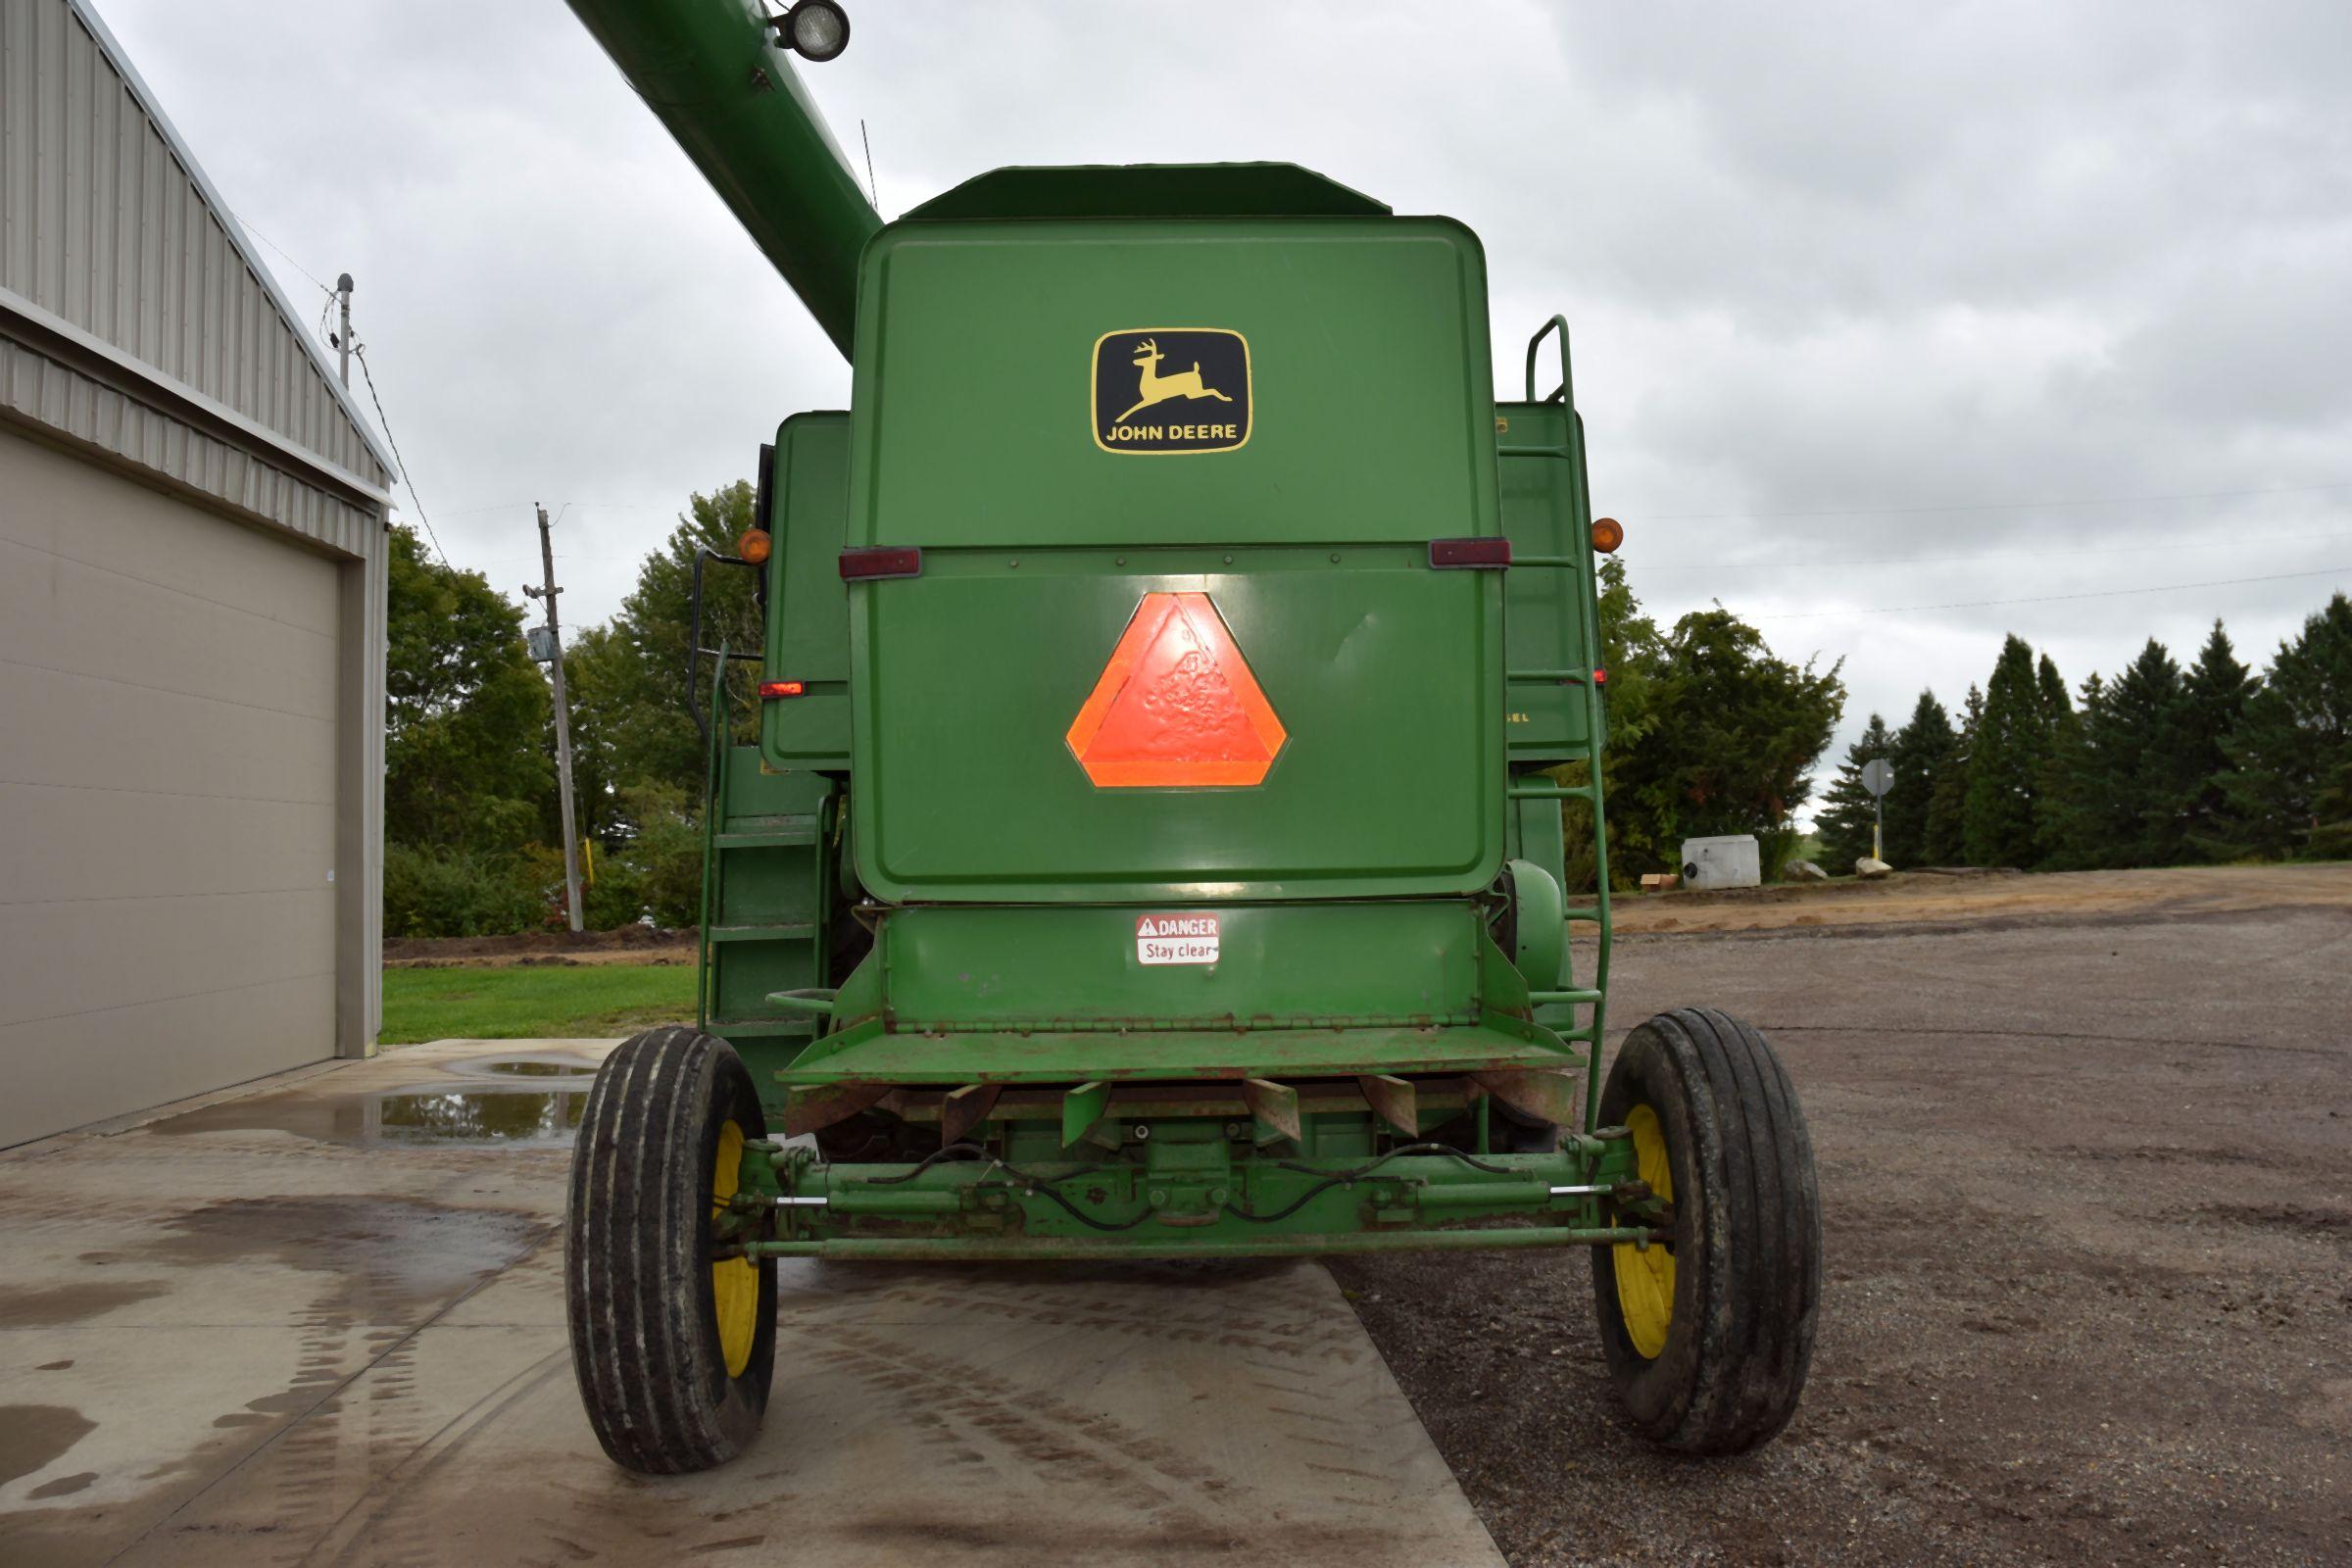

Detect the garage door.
[{"left": 0, "top": 427, "right": 340, "bottom": 1147}]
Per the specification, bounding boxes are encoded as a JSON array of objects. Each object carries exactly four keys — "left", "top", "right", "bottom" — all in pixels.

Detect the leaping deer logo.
[{"left": 1113, "top": 337, "right": 1235, "bottom": 423}]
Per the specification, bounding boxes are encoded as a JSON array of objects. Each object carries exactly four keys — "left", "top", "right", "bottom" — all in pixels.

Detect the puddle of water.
[
  {"left": 470, "top": 1059, "right": 598, "bottom": 1080},
  {"left": 0, "top": 1403, "right": 96, "bottom": 1488},
  {"left": 0, "top": 1280, "right": 169, "bottom": 1328},
  {"left": 150, "top": 1085, "right": 588, "bottom": 1147},
  {"left": 372, "top": 1088, "right": 587, "bottom": 1145},
  {"left": 76, "top": 1196, "right": 558, "bottom": 1321}
]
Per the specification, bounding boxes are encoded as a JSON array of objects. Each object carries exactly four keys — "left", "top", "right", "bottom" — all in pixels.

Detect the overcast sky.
[{"left": 101, "top": 0, "right": 2352, "bottom": 810}]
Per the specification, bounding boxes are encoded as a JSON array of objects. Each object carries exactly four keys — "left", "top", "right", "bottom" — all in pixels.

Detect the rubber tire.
[
  {"left": 1590, "top": 1007, "right": 1821, "bottom": 1454},
  {"left": 567, "top": 1026, "right": 776, "bottom": 1474}
]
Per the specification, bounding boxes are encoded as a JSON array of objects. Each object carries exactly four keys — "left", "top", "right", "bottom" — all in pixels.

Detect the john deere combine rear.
[{"left": 562, "top": 0, "right": 1821, "bottom": 1475}]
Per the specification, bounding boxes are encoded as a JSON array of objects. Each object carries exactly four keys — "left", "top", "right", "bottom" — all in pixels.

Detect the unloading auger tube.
[
  {"left": 554, "top": 1, "right": 1825, "bottom": 1480},
  {"left": 563, "top": 0, "right": 877, "bottom": 357}
]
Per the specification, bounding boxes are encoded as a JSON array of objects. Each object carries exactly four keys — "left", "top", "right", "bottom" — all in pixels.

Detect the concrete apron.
[{"left": 0, "top": 1039, "right": 1504, "bottom": 1568}]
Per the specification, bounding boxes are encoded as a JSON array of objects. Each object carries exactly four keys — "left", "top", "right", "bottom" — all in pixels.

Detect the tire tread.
[
  {"left": 1591, "top": 1006, "right": 1821, "bottom": 1454},
  {"left": 565, "top": 1026, "right": 774, "bottom": 1474}
]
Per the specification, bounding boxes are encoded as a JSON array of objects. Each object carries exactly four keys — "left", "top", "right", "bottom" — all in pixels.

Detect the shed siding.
[
  {"left": 0, "top": 332, "right": 385, "bottom": 557},
  {"left": 0, "top": 0, "right": 389, "bottom": 488},
  {"left": 0, "top": 426, "right": 340, "bottom": 1146},
  {"left": 0, "top": 0, "right": 392, "bottom": 1142}
]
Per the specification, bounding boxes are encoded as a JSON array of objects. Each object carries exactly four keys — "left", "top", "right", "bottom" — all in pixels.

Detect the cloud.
[{"left": 96, "top": 0, "right": 2352, "bottom": 808}]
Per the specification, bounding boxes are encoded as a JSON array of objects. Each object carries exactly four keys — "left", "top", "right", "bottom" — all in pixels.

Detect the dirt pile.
[{"left": 383, "top": 926, "right": 695, "bottom": 968}]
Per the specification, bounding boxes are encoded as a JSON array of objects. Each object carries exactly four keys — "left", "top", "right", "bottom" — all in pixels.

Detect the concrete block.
[{"left": 1680, "top": 835, "right": 1761, "bottom": 890}]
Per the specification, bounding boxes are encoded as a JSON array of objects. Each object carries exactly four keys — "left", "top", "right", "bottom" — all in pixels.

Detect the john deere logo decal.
[{"left": 1093, "top": 329, "right": 1250, "bottom": 454}]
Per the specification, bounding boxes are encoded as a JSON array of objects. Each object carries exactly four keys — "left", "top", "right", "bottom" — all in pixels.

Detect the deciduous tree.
[
  {"left": 565, "top": 482, "right": 764, "bottom": 809},
  {"left": 384, "top": 525, "right": 552, "bottom": 853}
]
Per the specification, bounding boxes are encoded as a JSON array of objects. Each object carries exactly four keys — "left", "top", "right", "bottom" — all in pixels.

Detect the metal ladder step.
[
  {"left": 707, "top": 922, "right": 818, "bottom": 944},
  {"left": 712, "top": 825, "right": 818, "bottom": 849},
  {"left": 705, "top": 1016, "right": 819, "bottom": 1038}
]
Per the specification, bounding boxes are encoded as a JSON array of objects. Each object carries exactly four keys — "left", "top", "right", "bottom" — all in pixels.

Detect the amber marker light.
[
  {"left": 737, "top": 528, "right": 772, "bottom": 564},
  {"left": 1592, "top": 516, "right": 1624, "bottom": 554}
]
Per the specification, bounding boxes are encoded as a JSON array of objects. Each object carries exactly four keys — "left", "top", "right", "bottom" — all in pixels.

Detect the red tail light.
[
  {"left": 1429, "top": 537, "right": 1511, "bottom": 568},
  {"left": 759, "top": 680, "right": 807, "bottom": 699},
  {"left": 839, "top": 546, "right": 922, "bottom": 581}
]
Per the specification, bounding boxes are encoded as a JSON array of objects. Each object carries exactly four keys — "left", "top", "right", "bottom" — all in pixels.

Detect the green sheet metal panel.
[
  {"left": 760, "top": 413, "right": 854, "bottom": 771},
  {"left": 902, "top": 162, "right": 1389, "bottom": 222},
  {"left": 877, "top": 902, "right": 1486, "bottom": 1032},
  {"left": 850, "top": 217, "right": 1494, "bottom": 548},
  {"left": 772, "top": 1022, "right": 1575, "bottom": 1086},
  {"left": 852, "top": 547, "right": 1499, "bottom": 901},
  {"left": 845, "top": 215, "right": 1502, "bottom": 904},
  {"left": 1496, "top": 402, "right": 1595, "bottom": 762}
]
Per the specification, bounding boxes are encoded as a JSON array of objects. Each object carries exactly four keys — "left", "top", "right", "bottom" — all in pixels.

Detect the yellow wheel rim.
[
  {"left": 1612, "top": 1103, "right": 1676, "bottom": 1359},
  {"left": 710, "top": 1118, "right": 758, "bottom": 1379}
]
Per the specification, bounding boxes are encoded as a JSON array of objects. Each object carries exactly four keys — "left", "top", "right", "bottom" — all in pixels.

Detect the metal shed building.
[{"left": 1, "top": 0, "right": 393, "bottom": 1146}]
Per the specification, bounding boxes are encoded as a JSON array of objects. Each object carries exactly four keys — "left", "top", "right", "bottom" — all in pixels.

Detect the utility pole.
[
  {"left": 525, "top": 505, "right": 584, "bottom": 932},
  {"left": 333, "top": 273, "right": 354, "bottom": 386}
]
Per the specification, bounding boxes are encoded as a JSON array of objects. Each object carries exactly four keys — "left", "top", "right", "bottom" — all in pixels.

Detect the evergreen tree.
[
  {"left": 1924, "top": 683, "right": 1981, "bottom": 864},
  {"left": 2036, "top": 654, "right": 2072, "bottom": 727},
  {"left": 2310, "top": 756, "right": 2352, "bottom": 860},
  {"left": 2031, "top": 653, "right": 2083, "bottom": 867},
  {"left": 2099, "top": 639, "right": 2191, "bottom": 865},
  {"left": 1885, "top": 690, "right": 1956, "bottom": 867},
  {"left": 1964, "top": 636, "right": 2046, "bottom": 867},
  {"left": 2178, "top": 620, "right": 2255, "bottom": 857},
  {"left": 2212, "top": 594, "right": 2352, "bottom": 858},
  {"left": 1815, "top": 713, "right": 1892, "bottom": 867},
  {"left": 2035, "top": 671, "right": 2103, "bottom": 869}
]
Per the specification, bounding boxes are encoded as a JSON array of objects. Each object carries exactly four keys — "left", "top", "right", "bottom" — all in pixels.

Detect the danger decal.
[{"left": 1136, "top": 912, "right": 1220, "bottom": 966}]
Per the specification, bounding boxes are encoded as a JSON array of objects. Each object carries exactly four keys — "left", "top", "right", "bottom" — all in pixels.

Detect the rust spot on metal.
[
  {"left": 1470, "top": 1068, "right": 1578, "bottom": 1128},
  {"left": 1358, "top": 1074, "right": 1418, "bottom": 1137},
  {"left": 783, "top": 1081, "right": 896, "bottom": 1137},
  {"left": 940, "top": 1083, "right": 1002, "bottom": 1146},
  {"left": 1241, "top": 1079, "right": 1300, "bottom": 1143}
]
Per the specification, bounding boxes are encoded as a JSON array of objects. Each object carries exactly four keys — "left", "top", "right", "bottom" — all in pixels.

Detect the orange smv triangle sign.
[{"left": 1065, "top": 592, "right": 1287, "bottom": 788}]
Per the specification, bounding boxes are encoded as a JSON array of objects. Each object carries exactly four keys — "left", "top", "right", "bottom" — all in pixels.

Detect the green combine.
[{"left": 561, "top": 0, "right": 1821, "bottom": 1475}]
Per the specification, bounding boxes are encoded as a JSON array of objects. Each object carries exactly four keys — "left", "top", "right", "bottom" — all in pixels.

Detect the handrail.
[
  {"left": 1524, "top": 315, "right": 1574, "bottom": 407},
  {"left": 695, "top": 638, "right": 731, "bottom": 1030},
  {"left": 684, "top": 544, "right": 762, "bottom": 747},
  {"left": 1508, "top": 313, "right": 1613, "bottom": 1133},
  {"left": 766, "top": 989, "right": 839, "bottom": 1017}
]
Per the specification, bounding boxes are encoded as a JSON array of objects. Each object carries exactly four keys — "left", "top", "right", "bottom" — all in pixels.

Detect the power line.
[
  {"left": 437, "top": 499, "right": 681, "bottom": 519},
  {"left": 223, "top": 213, "right": 447, "bottom": 571},
  {"left": 1634, "top": 479, "right": 2352, "bottom": 523},
  {"left": 352, "top": 344, "right": 447, "bottom": 566},
  {"left": 1741, "top": 565, "right": 2350, "bottom": 622},
  {"left": 227, "top": 211, "right": 334, "bottom": 297}
]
